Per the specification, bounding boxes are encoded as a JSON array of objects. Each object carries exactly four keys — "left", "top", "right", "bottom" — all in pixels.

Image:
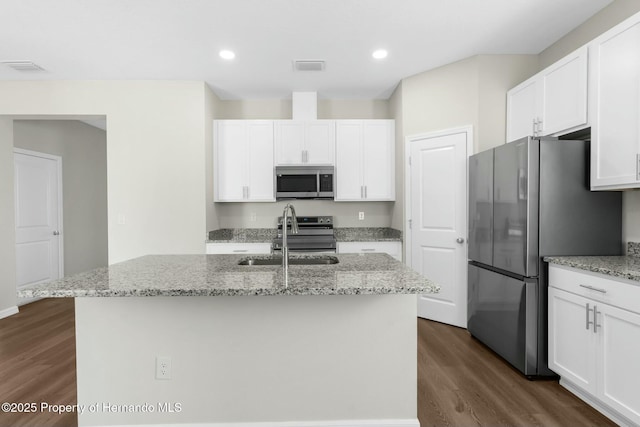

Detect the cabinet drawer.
[
  {"left": 337, "top": 241, "right": 402, "bottom": 262},
  {"left": 549, "top": 265, "right": 640, "bottom": 314},
  {"left": 206, "top": 243, "right": 272, "bottom": 255}
]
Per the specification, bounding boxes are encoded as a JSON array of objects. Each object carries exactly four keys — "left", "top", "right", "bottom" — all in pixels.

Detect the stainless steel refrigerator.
[{"left": 468, "top": 136, "right": 622, "bottom": 377}]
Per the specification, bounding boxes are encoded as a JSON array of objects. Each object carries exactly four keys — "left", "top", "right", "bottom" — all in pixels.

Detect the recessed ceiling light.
[
  {"left": 219, "top": 50, "right": 235, "bottom": 60},
  {"left": 372, "top": 49, "right": 388, "bottom": 60}
]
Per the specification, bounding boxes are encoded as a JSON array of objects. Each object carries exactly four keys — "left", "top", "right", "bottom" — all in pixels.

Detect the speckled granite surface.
[
  {"left": 208, "top": 228, "right": 277, "bottom": 243},
  {"left": 545, "top": 254, "right": 640, "bottom": 283},
  {"left": 207, "top": 227, "right": 401, "bottom": 243},
  {"left": 334, "top": 228, "right": 402, "bottom": 242},
  {"left": 17, "top": 253, "right": 438, "bottom": 298},
  {"left": 628, "top": 242, "right": 640, "bottom": 256}
]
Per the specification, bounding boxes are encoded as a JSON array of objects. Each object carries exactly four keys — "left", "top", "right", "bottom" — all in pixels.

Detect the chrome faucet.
[{"left": 281, "top": 203, "right": 299, "bottom": 286}]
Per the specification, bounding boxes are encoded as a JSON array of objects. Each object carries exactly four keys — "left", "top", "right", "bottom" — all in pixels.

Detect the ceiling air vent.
[
  {"left": 293, "top": 60, "right": 325, "bottom": 72},
  {"left": 1, "top": 60, "right": 46, "bottom": 72}
]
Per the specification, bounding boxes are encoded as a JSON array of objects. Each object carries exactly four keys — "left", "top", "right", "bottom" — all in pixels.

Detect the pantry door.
[
  {"left": 407, "top": 127, "right": 470, "bottom": 328},
  {"left": 14, "top": 149, "right": 63, "bottom": 299}
]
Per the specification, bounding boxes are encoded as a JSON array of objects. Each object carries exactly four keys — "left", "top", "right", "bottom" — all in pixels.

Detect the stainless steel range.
[{"left": 272, "top": 216, "right": 336, "bottom": 253}]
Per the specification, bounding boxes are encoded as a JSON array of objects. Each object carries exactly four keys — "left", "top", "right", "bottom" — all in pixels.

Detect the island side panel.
[{"left": 75, "top": 295, "right": 418, "bottom": 426}]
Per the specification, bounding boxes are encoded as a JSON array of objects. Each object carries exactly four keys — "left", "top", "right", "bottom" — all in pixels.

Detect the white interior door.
[
  {"left": 409, "top": 128, "right": 469, "bottom": 328},
  {"left": 14, "top": 149, "right": 63, "bottom": 297}
]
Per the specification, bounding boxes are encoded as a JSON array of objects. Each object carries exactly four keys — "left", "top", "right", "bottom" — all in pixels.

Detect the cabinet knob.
[
  {"left": 53, "top": 230, "right": 60, "bottom": 236},
  {"left": 456, "top": 237, "right": 465, "bottom": 244}
]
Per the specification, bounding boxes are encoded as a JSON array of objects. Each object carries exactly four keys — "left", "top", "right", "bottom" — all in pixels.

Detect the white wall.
[
  {"left": 0, "top": 118, "right": 17, "bottom": 314},
  {"left": 216, "top": 199, "right": 394, "bottom": 228},
  {"left": 75, "top": 295, "right": 417, "bottom": 426},
  {"left": 205, "top": 86, "right": 223, "bottom": 234},
  {"left": 539, "top": 0, "right": 640, "bottom": 69},
  {"left": 212, "top": 98, "right": 395, "bottom": 229},
  {"left": 389, "top": 83, "right": 404, "bottom": 232},
  {"left": 13, "top": 120, "right": 108, "bottom": 276},
  {"left": 0, "top": 82, "right": 209, "bottom": 290}
]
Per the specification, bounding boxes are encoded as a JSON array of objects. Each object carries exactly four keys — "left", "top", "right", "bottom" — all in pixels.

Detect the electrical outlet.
[
  {"left": 155, "top": 356, "right": 172, "bottom": 380},
  {"left": 358, "top": 212, "right": 365, "bottom": 221}
]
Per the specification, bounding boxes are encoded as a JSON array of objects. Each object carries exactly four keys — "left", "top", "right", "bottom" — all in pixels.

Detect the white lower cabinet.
[
  {"left": 206, "top": 243, "right": 272, "bottom": 255},
  {"left": 337, "top": 241, "right": 402, "bottom": 262},
  {"left": 548, "top": 265, "right": 640, "bottom": 426}
]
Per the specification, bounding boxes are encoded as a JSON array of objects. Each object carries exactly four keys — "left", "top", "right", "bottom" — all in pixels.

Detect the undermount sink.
[{"left": 238, "top": 256, "right": 339, "bottom": 266}]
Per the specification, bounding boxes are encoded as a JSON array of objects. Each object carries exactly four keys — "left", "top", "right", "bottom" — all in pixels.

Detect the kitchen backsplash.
[
  {"left": 213, "top": 200, "right": 395, "bottom": 228},
  {"left": 628, "top": 242, "right": 640, "bottom": 256}
]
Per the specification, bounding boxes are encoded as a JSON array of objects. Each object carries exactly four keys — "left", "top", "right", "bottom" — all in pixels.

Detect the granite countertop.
[
  {"left": 544, "top": 242, "right": 640, "bottom": 283},
  {"left": 333, "top": 227, "right": 402, "bottom": 242},
  {"left": 545, "top": 255, "right": 640, "bottom": 283},
  {"left": 17, "top": 253, "right": 438, "bottom": 298},
  {"left": 207, "top": 227, "right": 402, "bottom": 243}
]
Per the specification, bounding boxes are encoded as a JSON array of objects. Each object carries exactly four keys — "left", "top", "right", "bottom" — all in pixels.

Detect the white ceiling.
[{"left": 0, "top": 0, "right": 612, "bottom": 100}]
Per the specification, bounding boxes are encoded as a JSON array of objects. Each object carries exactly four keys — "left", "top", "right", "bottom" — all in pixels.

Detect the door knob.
[
  {"left": 456, "top": 237, "right": 465, "bottom": 244},
  {"left": 53, "top": 231, "right": 60, "bottom": 236}
]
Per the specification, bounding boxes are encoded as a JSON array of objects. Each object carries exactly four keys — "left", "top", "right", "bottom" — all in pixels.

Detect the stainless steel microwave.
[{"left": 275, "top": 165, "right": 334, "bottom": 200}]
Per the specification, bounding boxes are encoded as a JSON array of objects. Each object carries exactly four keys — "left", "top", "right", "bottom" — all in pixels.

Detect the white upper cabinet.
[
  {"left": 506, "top": 78, "right": 540, "bottom": 142},
  {"left": 589, "top": 13, "right": 640, "bottom": 190},
  {"left": 335, "top": 120, "right": 395, "bottom": 201},
  {"left": 274, "top": 120, "right": 335, "bottom": 165},
  {"left": 506, "top": 46, "right": 588, "bottom": 142},
  {"left": 214, "top": 120, "right": 275, "bottom": 202}
]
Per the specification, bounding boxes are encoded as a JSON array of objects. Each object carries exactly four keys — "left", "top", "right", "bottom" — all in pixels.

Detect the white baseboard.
[
  {"left": 560, "top": 378, "right": 636, "bottom": 427},
  {"left": 93, "top": 419, "right": 420, "bottom": 427},
  {"left": 17, "top": 296, "right": 43, "bottom": 306},
  {"left": 0, "top": 305, "right": 19, "bottom": 320}
]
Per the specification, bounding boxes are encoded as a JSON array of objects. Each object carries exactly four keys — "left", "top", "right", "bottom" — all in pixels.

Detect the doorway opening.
[{"left": 13, "top": 118, "right": 108, "bottom": 306}]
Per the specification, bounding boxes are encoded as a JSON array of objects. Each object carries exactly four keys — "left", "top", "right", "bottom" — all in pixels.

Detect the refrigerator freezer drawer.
[{"left": 468, "top": 263, "right": 538, "bottom": 375}]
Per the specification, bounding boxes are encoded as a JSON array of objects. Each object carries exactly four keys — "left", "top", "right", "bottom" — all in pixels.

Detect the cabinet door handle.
[
  {"left": 360, "top": 186, "right": 364, "bottom": 198},
  {"left": 232, "top": 249, "right": 248, "bottom": 253},
  {"left": 593, "top": 306, "right": 601, "bottom": 333},
  {"left": 586, "top": 303, "right": 593, "bottom": 330},
  {"left": 579, "top": 284, "right": 607, "bottom": 294},
  {"left": 361, "top": 248, "right": 376, "bottom": 252},
  {"left": 538, "top": 118, "right": 543, "bottom": 135},
  {"left": 364, "top": 186, "right": 367, "bottom": 199}
]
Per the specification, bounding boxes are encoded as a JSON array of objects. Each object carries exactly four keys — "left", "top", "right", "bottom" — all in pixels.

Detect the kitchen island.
[{"left": 18, "top": 253, "right": 438, "bottom": 427}]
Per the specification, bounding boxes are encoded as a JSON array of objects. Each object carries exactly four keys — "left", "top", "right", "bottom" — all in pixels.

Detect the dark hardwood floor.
[
  {"left": 418, "top": 318, "right": 617, "bottom": 427},
  {"left": 0, "top": 299, "right": 618, "bottom": 427},
  {"left": 0, "top": 298, "right": 77, "bottom": 427}
]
